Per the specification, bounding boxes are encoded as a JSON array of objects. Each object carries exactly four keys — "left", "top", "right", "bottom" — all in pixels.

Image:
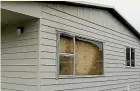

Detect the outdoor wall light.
[{"left": 17, "top": 27, "right": 24, "bottom": 35}]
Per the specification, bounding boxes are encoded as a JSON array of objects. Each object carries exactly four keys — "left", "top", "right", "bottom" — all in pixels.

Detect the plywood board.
[
  {"left": 60, "top": 35, "right": 73, "bottom": 53},
  {"left": 59, "top": 56, "right": 73, "bottom": 75},
  {"left": 75, "top": 39, "right": 103, "bottom": 75}
]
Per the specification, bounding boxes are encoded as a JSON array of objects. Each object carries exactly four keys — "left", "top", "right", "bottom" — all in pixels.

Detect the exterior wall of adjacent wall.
[
  {"left": 39, "top": 3, "right": 140, "bottom": 91},
  {"left": 1, "top": 19, "right": 39, "bottom": 91}
]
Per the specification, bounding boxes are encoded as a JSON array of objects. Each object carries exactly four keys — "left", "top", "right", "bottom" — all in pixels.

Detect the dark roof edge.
[
  {"left": 41, "top": 1, "right": 140, "bottom": 40},
  {"left": 109, "top": 8, "right": 140, "bottom": 40}
]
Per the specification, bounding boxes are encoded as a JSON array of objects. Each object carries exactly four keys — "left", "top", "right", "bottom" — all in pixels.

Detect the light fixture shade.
[{"left": 17, "top": 27, "right": 24, "bottom": 35}]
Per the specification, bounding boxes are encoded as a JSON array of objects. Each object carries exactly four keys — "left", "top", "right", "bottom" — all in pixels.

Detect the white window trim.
[{"left": 56, "top": 31, "right": 105, "bottom": 79}]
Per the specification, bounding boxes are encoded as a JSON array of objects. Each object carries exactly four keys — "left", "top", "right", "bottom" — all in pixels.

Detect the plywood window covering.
[
  {"left": 58, "top": 33, "right": 103, "bottom": 76},
  {"left": 126, "top": 47, "right": 135, "bottom": 67},
  {"left": 59, "top": 34, "right": 74, "bottom": 75}
]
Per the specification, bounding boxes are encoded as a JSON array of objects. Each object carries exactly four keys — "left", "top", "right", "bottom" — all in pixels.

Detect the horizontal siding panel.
[
  {"left": 41, "top": 31, "right": 56, "bottom": 40},
  {"left": 105, "top": 54, "right": 125, "bottom": 60},
  {"left": 2, "top": 77, "right": 37, "bottom": 85},
  {"left": 106, "top": 72, "right": 140, "bottom": 77},
  {"left": 40, "top": 65, "right": 56, "bottom": 72},
  {"left": 105, "top": 42, "right": 125, "bottom": 49},
  {"left": 1, "top": 38, "right": 38, "bottom": 48},
  {"left": 40, "top": 72, "right": 56, "bottom": 78},
  {"left": 40, "top": 52, "right": 56, "bottom": 59},
  {"left": 40, "top": 38, "right": 56, "bottom": 46},
  {"left": 105, "top": 67, "right": 140, "bottom": 72},
  {"left": 40, "top": 45, "right": 56, "bottom": 53},
  {"left": 104, "top": 63, "right": 125, "bottom": 68},
  {"left": 1, "top": 45, "right": 38, "bottom": 54},
  {"left": 41, "top": 85, "right": 125, "bottom": 91},
  {"left": 1, "top": 72, "right": 37, "bottom": 78},
  {"left": 1, "top": 65, "right": 37, "bottom": 72},
  {"left": 41, "top": 25, "right": 56, "bottom": 34},
  {"left": 1, "top": 88, "right": 17, "bottom": 91},
  {"left": 1, "top": 58, "right": 37, "bottom": 65},
  {"left": 104, "top": 50, "right": 125, "bottom": 57},
  {"left": 131, "top": 84, "right": 140, "bottom": 89},
  {"left": 131, "top": 88, "right": 140, "bottom": 91},
  {"left": 64, "top": 86, "right": 127, "bottom": 91},
  {"left": 40, "top": 77, "right": 139, "bottom": 90},
  {"left": 105, "top": 59, "right": 125, "bottom": 64},
  {"left": 1, "top": 52, "right": 38, "bottom": 60},
  {"left": 40, "top": 58, "right": 56, "bottom": 65},
  {"left": 2, "top": 83, "right": 36, "bottom": 91}
]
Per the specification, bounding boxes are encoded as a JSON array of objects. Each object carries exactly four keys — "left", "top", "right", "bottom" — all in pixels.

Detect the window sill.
[
  {"left": 125, "top": 66, "right": 136, "bottom": 68},
  {"left": 57, "top": 75, "right": 105, "bottom": 79}
]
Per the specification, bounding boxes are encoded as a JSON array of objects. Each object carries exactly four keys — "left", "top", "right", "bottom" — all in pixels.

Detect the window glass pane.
[
  {"left": 131, "top": 48, "right": 135, "bottom": 60},
  {"left": 60, "top": 35, "right": 73, "bottom": 53},
  {"left": 59, "top": 56, "right": 73, "bottom": 75},
  {"left": 131, "top": 60, "right": 135, "bottom": 67},
  {"left": 126, "top": 48, "right": 130, "bottom": 66},
  {"left": 126, "top": 48, "right": 130, "bottom": 60},
  {"left": 131, "top": 48, "right": 135, "bottom": 67},
  {"left": 75, "top": 39, "right": 103, "bottom": 75},
  {"left": 127, "top": 60, "right": 130, "bottom": 66}
]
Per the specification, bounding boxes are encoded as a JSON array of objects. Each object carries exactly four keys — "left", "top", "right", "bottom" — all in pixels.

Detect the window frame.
[
  {"left": 56, "top": 31, "right": 105, "bottom": 79},
  {"left": 125, "top": 47, "right": 136, "bottom": 68}
]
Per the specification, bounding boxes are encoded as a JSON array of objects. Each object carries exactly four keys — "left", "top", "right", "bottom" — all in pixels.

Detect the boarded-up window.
[
  {"left": 75, "top": 38, "right": 103, "bottom": 75},
  {"left": 126, "top": 47, "right": 135, "bottom": 67},
  {"left": 59, "top": 34, "right": 74, "bottom": 75},
  {"left": 58, "top": 33, "right": 103, "bottom": 76},
  {"left": 59, "top": 56, "right": 73, "bottom": 75},
  {"left": 60, "top": 35, "right": 73, "bottom": 53}
]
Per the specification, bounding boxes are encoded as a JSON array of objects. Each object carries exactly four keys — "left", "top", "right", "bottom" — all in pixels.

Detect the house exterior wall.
[
  {"left": 39, "top": 3, "right": 140, "bottom": 91},
  {"left": 1, "top": 19, "right": 39, "bottom": 91},
  {"left": 1, "top": 2, "right": 140, "bottom": 91}
]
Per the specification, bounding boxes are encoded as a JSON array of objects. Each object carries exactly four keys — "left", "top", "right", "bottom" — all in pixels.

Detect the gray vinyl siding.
[
  {"left": 1, "top": 19, "right": 39, "bottom": 91},
  {"left": 39, "top": 3, "right": 140, "bottom": 91}
]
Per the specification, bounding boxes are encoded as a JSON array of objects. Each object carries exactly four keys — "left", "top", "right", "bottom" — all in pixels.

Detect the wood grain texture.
[
  {"left": 60, "top": 35, "right": 73, "bottom": 53},
  {"left": 75, "top": 39, "right": 103, "bottom": 75}
]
